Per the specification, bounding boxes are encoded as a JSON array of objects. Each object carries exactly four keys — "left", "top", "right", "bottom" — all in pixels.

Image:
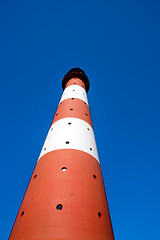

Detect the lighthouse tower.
[{"left": 9, "top": 68, "right": 114, "bottom": 240}]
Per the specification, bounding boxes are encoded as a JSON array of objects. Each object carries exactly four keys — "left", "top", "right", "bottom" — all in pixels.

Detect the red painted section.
[
  {"left": 51, "top": 98, "right": 93, "bottom": 127},
  {"left": 65, "top": 77, "right": 86, "bottom": 90},
  {"left": 9, "top": 150, "right": 114, "bottom": 240}
]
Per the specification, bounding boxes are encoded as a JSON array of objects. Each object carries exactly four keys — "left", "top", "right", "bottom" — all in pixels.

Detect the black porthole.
[
  {"left": 68, "top": 122, "right": 71, "bottom": 125},
  {"left": 56, "top": 204, "right": 63, "bottom": 210},
  {"left": 21, "top": 211, "right": 24, "bottom": 217},
  {"left": 90, "top": 148, "right": 92, "bottom": 151},
  {"left": 85, "top": 113, "right": 88, "bottom": 116},
  {"left": 34, "top": 174, "right": 37, "bottom": 179},
  {"left": 71, "top": 98, "right": 74, "bottom": 100},
  {"left": 98, "top": 212, "right": 102, "bottom": 219},
  {"left": 61, "top": 167, "right": 67, "bottom": 171},
  {"left": 66, "top": 141, "right": 70, "bottom": 144},
  {"left": 87, "top": 128, "right": 89, "bottom": 131},
  {"left": 93, "top": 174, "right": 96, "bottom": 179},
  {"left": 70, "top": 108, "right": 73, "bottom": 111}
]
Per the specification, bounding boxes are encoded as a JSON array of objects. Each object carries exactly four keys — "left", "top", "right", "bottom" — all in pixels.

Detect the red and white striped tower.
[{"left": 9, "top": 68, "right": 114, "bottom": 240}]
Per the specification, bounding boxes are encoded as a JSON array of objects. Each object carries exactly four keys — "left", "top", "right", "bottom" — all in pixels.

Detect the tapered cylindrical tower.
[{"left": 9, "top": 68, "right": 114, "bottom": 240}]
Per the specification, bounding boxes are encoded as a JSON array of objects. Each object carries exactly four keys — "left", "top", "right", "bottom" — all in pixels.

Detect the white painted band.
[
  {"left": 60, "top": 85, "right": 89, "bottom": 105},
  {"left": 38, "top": 117, "right": 99, "bottom": 162}
]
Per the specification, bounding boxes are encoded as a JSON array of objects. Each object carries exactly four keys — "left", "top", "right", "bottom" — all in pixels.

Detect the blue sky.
[{"left": 0, "top": 0, "right": 160, "bottom": 239}]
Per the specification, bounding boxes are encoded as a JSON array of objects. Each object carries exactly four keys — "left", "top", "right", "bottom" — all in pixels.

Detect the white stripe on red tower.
[{"left": 9, "top": 68, "right": 115, "bottom": 240}]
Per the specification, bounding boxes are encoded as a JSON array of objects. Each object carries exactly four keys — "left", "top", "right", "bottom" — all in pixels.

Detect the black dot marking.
[
  {"left": 71, "top": 98, "right": 74, "bottom": 100},
  {"left": 70, "top": 108, "right": 73, "bottom": 111},
  {"left": 44, "top": 148, "right": 46, "bottom": 150},
  {"left": 56, "top": 204, "right": 63, "bottom": 210},
  {"left": 34, "top": 174, "right": 37, "bottom": 179},
  {"left": 56, "top": 113, "right": 58, "bottom": 116},
  {"left": 68, "top": 122, "right": 71, "bottom": 125},
  {"left": 87, "top": 128, "right": 89, "bottom": 131},
  {"left": 73, "top": 90, "right": 75, "bottom": 91},
  {"left": 93, "top": 174, "right": 96, "bottom": 179},
  {"left": 51, "top": 128, "right": 53, "bottom": 130},
  {"left": 66, "top": 141, "right": 70, "bottom": 144},
  {"left": 85, "top": 113, "right": 88, "bottom": 116},
  {"left": 90, "top": 148, "right": 92, "bottom": 151}
]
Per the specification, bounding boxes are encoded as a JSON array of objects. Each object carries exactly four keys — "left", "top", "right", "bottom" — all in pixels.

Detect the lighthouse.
[{"left": 9, "top": 68, "right": 114, "bottom": 240}]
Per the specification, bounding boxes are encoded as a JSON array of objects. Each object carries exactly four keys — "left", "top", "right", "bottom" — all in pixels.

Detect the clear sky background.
[{"left": 0, "top": 0, "right": 160, "bottom": 239}]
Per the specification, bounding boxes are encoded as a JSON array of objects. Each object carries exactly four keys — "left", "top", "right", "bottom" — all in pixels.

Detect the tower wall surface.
[{"left": 9, "top": 69, "right": 114, "bottom": 240}]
